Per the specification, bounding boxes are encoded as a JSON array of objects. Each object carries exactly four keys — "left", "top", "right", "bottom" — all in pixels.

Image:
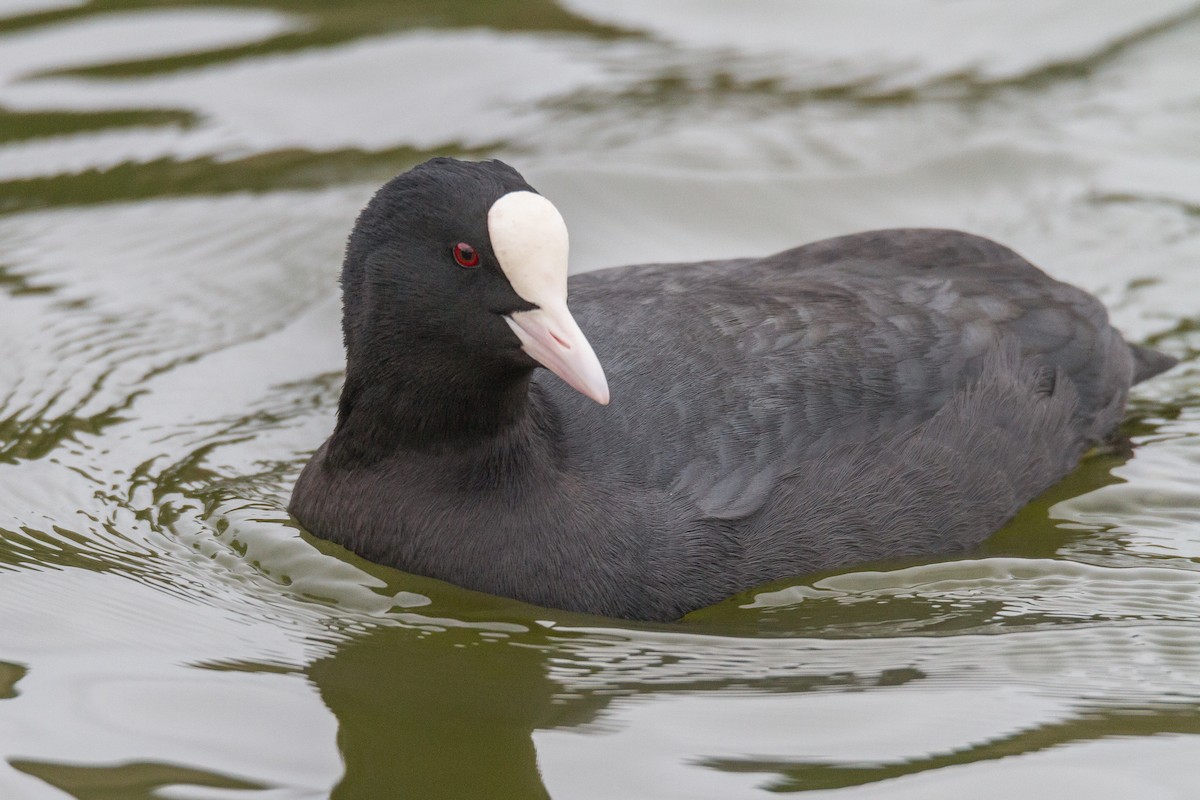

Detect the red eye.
[{"left": 453, "top": 242, "right": 479, "bottom": 268}]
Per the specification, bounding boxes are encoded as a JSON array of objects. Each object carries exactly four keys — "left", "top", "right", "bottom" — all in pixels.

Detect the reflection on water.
[
  {"left": 1, "top": 0, "right": 1199, "bottom": 797},
  {"left": 0, "top": 661, "right": 26, "bottom": 700},
  {"left": 10, "top": 761, "right": 268, "bottom": 800}
]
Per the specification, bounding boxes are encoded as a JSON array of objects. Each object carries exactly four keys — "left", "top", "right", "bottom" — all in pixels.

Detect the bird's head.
[{"left": 340, "top": 157, "right": 609, "bottom": 406}]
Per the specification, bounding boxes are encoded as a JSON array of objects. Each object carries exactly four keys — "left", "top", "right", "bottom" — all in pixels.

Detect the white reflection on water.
[
  {"left": 536, "top": 615, "right": 1200, "bottom": 797},
  {"left": 0, "top": 570, "right": 341, "bottom": 797},
  {"left": 1055, "top": 406, "right": 1200, "bottom": 562},
  {"left": 0, "top": 0, "right": 84, "bottom": 21},
  {"left": 0, "top": 8, "right": 296, "bottom": 81},
  {"left": 0, "top": 30, "right": 608, "bottom": 179},
  {"left": 540, "top": 723, "right": 1200, "bottom": 800},
  {"left": 562, "top": 0, "right": 1200, "bottom": 86},
  {"left": 536, "top": 688, "right": 1069, "bottom": 798}
]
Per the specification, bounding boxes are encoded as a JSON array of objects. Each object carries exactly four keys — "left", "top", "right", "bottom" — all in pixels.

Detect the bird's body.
[{"left": 290, "top": 158, "right": 1173, "bottom": 621}]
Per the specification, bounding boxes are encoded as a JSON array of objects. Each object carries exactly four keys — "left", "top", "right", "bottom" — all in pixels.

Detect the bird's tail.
[{"left": 1129, "top": 343, "right": 1177, "bottom": 384}]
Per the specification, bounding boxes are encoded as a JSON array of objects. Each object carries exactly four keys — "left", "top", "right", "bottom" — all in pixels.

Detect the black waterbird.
[{"left": 290, "top": 158, "right": 1175, "bottom": 621}]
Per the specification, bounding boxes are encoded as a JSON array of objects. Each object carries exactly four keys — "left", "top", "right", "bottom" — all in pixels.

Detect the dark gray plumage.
[{"left": 290, "top": 158, "right": 1175, "bottom": 621}]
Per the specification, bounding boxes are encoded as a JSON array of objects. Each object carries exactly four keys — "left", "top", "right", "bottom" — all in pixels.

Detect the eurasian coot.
[{"left": 290, "top": 157, "right": 1174, "bottom": 621}]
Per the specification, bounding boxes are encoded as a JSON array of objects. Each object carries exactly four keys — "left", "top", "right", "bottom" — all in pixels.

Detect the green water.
[{"left": 2, "top": 1, "right": 1199, "bottom": 798}]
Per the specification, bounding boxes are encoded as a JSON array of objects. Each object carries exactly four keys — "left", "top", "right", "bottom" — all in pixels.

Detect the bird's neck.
[{"left": 324, "top": 360, "right": 544, "bottom": 467}]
